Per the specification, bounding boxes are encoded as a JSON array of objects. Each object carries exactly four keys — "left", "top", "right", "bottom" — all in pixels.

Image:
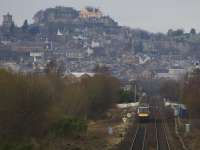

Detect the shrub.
[
  {"left": 50, "top": 116, "right": 87, "bottom": 137},
  {"left": 118, "top": 89, "right": 135, "bottom": 103},
  {"left": 0, "top": 143, "right": 33, "bottom": 150}
]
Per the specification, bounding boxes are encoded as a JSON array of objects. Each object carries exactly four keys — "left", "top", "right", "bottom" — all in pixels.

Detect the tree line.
[
  {"left": 0, "top": 69, "right": 120, "bottom": 149},
  {"left": 181, "top": 69, "right": 200, "bottom": 118},
  {"left": 159, "top": 69, "right": 200, "bottom": 118}
]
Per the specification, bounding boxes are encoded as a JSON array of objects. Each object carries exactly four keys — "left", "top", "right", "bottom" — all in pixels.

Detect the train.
[{"left": 136, "top": 103, "right": 150, "bottom": 121}]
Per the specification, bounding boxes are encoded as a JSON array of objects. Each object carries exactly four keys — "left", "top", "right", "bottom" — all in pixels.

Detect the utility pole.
[{"left": 134, "top": 84, "right": 137, "bottom": 102}]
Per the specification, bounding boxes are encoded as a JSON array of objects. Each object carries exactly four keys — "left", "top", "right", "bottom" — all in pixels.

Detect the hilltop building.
[
  {"left": 80, "top": 7, "right": 103, "bottom": 18},
  {"left": 33, "top": 7, "right": 79, "bottom": 23}
]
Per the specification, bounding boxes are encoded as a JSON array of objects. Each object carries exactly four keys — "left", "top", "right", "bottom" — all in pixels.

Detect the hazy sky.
[{"left": 0, "top": 0, "right": 199, "bottom": 33}]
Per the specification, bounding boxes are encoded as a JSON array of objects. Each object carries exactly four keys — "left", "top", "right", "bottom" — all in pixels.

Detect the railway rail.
[
  {"left": 129, "top": 98, "right": 171, "bottom": 150},
  {"left": 130, "top": 124, "right": 147, "bottom": 150},
  {"left": 155, "top": 118, "right": 171, "bottom": 150},
  {"left": 155, "top": 106, "right": 171, "bottom": 150}
]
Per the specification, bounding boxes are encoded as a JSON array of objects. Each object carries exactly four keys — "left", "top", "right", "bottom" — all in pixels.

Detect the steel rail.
[
  {"left": 156, "top": 109, "right": 171, "bottom": 150},
  {"left": 130, "top": 124, "right": 147, "bottom": 150},
  {"left": 162, "top": 118, "right": 171, "bottom": 150},
  {"left": 155, "top": 119, "right": 159, "bottom": 150},
  {"left": 129, "top": 124, "right": 140, "bottom": 150},
  {"left": 141, "top": 127, "right": 147, "bottom": 150}
]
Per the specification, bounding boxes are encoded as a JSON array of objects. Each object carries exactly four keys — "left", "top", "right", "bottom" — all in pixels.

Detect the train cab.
[{"left": 136, "top": 104, "right": 150, "bottom": 121}]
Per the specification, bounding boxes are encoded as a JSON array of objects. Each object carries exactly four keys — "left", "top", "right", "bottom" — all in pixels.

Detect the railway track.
[
  {"left": 130, "top": 124, "right": 147, "bottom": 150},
  {"left": 129, "top": 98, "right": 171, "bottom": 150},
  {"left": 156, "top": 118, "right": 171, "bottom": 150},
  {"left": 155, "top": 102, "right": 171, "bottom": 150}
]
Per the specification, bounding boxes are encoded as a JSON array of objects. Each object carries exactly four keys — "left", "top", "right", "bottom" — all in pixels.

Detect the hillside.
[{"left": 0, "top": 6, "right": 200, "bottom": 80}]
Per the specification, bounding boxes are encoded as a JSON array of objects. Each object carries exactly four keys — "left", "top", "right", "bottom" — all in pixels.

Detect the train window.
[{"left": 138, "top": 107, "right": 149, "bottom": 113}]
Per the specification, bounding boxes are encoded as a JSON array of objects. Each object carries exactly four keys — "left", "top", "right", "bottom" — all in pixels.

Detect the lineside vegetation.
[{"left": 0, "top": 69, "right": 120, "bottom": 149}]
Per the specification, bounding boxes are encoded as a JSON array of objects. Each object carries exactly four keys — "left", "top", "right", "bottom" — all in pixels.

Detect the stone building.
[
  {"left": 2, "top": 13, "right": 13, "bottom": 27},
  {"left": 33, "top": 7, "right": 79, "bottom": 23},
  {"left": 80, "top": 7, "right": 103, "bottom": 18}
]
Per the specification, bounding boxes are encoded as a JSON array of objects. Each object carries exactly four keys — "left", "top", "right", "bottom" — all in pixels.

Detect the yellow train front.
[{"left": 136, "top": 104, "right": 150, "bottom": 122}]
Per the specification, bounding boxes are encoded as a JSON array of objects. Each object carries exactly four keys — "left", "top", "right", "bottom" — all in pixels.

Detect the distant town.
[{"left": 0, "top": 6, "right": 200, "bottom": 81}]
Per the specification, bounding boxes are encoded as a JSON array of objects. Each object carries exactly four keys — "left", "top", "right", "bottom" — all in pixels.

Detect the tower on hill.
[{"left": 2, "top": 13, "right": 13, "bottom": 28}]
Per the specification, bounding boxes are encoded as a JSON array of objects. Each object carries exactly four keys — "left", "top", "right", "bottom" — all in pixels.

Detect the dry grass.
[
  {"left": 38, "top": 107, "right": 127, "bottom": 150},
  {"left": 181, "top": 119, "right": 200, "bottom": 150}
]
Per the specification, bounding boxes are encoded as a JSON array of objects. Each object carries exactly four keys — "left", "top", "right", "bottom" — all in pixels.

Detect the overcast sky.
[{"left": 0, "top": 0, "right": 199, "bottom": 33}]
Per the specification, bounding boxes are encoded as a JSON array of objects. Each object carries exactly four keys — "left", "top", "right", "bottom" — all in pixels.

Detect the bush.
[
  {"left": 50, "top": 116, "right": 87, "bottom": 137},
  {"left": 118, "top": 89, "right": 135, "bottom": 103},
  {"left": 0, "top": 143, "right": 33, "bottom": 150}
]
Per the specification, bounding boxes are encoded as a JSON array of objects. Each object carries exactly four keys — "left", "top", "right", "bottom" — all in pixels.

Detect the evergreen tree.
[
  {"left": 22, "top": 19, "right": 29, "bottom": 32},
  {"left": 190, "top": 28, "right": 196, "bottom": 35},
  {"left": 9, "top": 22, "right": 16, "bottom": 35}
]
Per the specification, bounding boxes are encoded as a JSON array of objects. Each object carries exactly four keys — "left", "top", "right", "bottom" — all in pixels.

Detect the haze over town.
[{"left": 1, "top": 1, "right": 200, "bottom": 150}]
